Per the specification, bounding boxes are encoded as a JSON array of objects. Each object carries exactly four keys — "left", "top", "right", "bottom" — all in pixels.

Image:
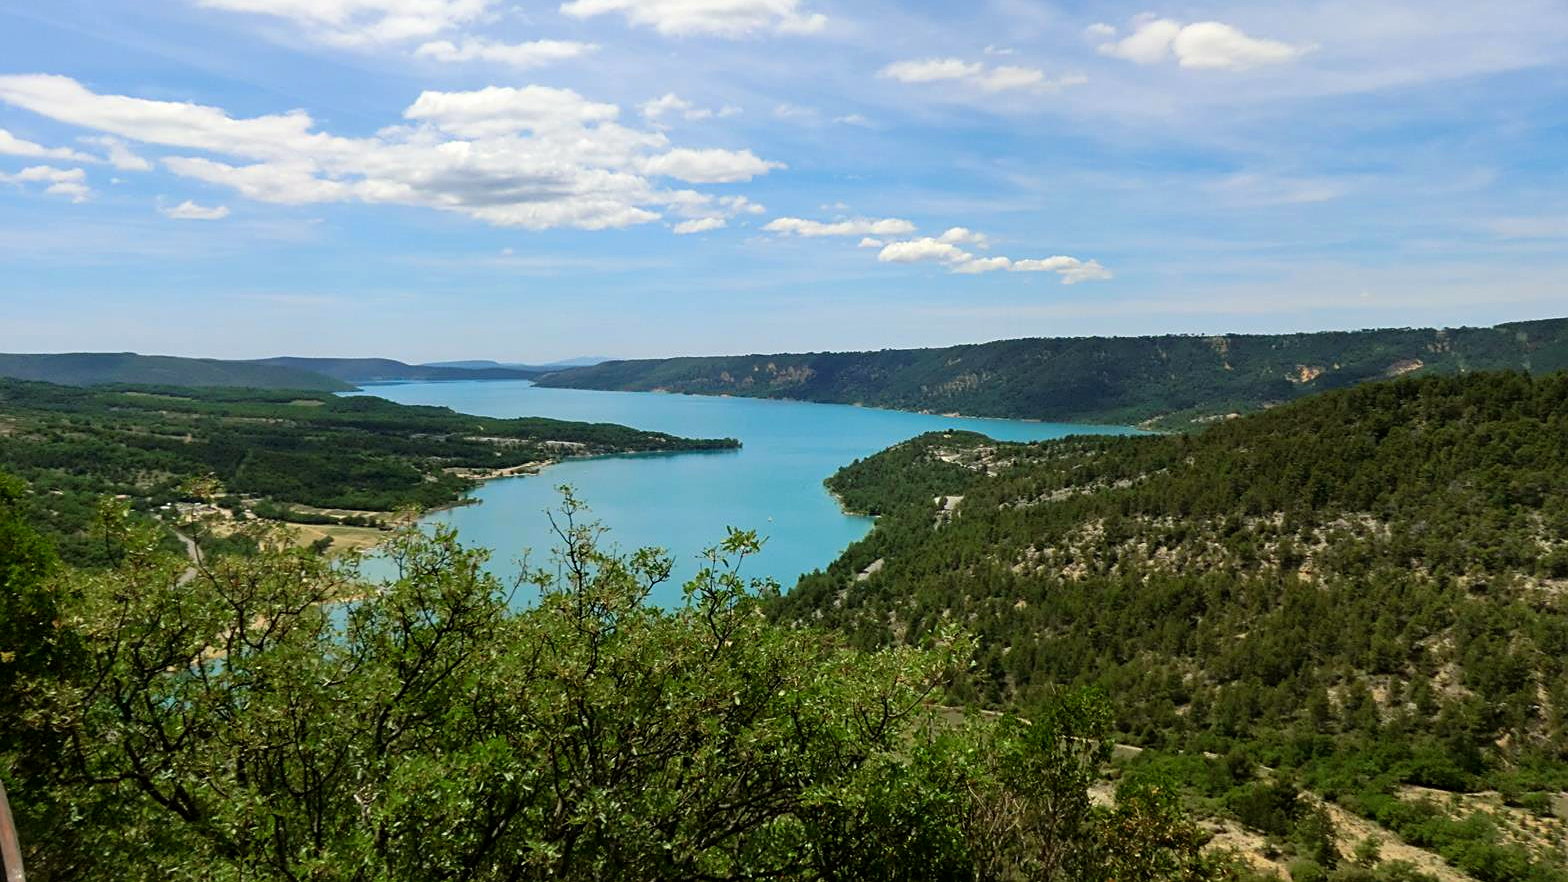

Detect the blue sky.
[{"left": 2, "top": 0, "right": 1566, "bottom": 362}]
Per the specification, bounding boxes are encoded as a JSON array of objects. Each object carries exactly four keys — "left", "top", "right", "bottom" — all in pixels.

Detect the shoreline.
[
  {"left": 324, "top": 382, "right": 1136, "bottom": 564},
  {"left": 826, "top": 486, "right": 875, "bottom": 520},
  {"left": 354, "top": 376, "right": 1148, "bottom": 433},
  {"left": 532, "top": 381, "right": 1149, "bottom": 432},
  {"left": 335, "top": 442, "right": 742, "bottom": 552}
]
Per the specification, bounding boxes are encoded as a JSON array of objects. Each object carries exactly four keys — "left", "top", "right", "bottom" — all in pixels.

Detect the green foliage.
[
  {"left": 537, "top": 317, "right": 1568, "bottom": 427},
  {"left": 0, "top": 379, "right": 737, "bottom": 560},
  {"left": 1290, "top": 859, "right": 1330, "bottom": 882},
  {"left": 1227, "top": 780, "right": 1303, "bottom": 840},
  {"left": 775, "top": 371, "right": 1568, "bottom": 871},
  {"left": 1, "top": 488, "right": 1235, "bottom": 881},
  {"left": 1342, "top": 793, "right": 1567, "bottom": 882},
  {"left": 0, "top": 472, "right": 65, "bottom": 754}
]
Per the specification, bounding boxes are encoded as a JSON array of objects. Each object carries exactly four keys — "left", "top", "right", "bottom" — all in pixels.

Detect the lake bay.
[{"left": 357, "top": 381, "right": 1137, "bottom": 605}]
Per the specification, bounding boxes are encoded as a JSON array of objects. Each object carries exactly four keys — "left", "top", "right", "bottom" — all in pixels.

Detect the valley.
[{"left": 6, "top": 6, "right": 1566, "bottom": 878}]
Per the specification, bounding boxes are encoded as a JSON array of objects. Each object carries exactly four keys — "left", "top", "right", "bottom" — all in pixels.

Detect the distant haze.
[{"left": 424, "top": 357, "right": 615, "bottom": 371}]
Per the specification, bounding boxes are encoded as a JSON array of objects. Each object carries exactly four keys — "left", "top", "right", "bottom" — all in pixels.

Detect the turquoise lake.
[{"left": 356, "top": 381, "right": 1137, "bottom": 605}]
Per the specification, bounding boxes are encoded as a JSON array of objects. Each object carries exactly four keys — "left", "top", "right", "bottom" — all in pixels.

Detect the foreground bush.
[{"left": 2, "top": 486, "right": 1234, "bottom": 880}]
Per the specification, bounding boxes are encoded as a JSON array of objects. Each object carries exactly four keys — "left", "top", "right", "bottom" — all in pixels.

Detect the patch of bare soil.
[{"left": 1316, "top": 799, "right": 1476, "bottom": 882}]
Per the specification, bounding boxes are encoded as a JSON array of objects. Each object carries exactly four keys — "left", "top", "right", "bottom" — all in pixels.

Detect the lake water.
[{"left": 355, "top": 381, "right": 1137, "bottom": 605}]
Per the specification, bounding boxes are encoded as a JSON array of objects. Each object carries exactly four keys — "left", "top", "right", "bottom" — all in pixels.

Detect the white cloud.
[
  {"left": 880, "top": 58, "right": 983, "bottom": 84},
  {"left": 936, "top": 226, "right": 989, "bottom": 248},
  {"left": 834, "top": 113, "right": 871, "bottom": 127},
  {"left": 0, "top": 74, "right": 784, "bottom": 231},
  {"left": 414, "top": 38, "right": 598, "bottom": 68},
  {"left": 80, "top": 135, "right": 153, "bottom": 171},
  {"left": 160, "top": 199, "right": 232, "bottom": 220},
  {"left": 975, "top": 66, "right": 1045, "bottom": 92},
  {"left": 664, "top": 190, "right": 764, "bottom": 223},
  {"left": 673, "top": 216, "right": 725, "bottom": 234},
  {"left": 877, "top": 237, "right": 969, "bottom": 264},
  {"left": 640, "top": 148, "right": 783, "bottom": 183},
  {"left": 717, "top": 194, "right": 765, "bottom": 215},
  {"left": 0, "top": 128, "right": 93, "bottom": 162},
  {"left": 0, "top": 74, "right": 340, "bottom": 157},
  {"left": 1011, "top": 256, "right": 1113, "bottom": 284},
  {"left": 402, "top": 84, "right": 620, "bottom": 137},
  {"left": 161, "top": 156, "right": 352, "bottom": 203},
  {"left": 764, "top": 216, "right": 917, "bottom": 237},
  {"left": 1097, "top": 18, "right": 1182, "bottom": 64},
  {"left": 0, "top": 165, "right": 91, "bottom": 202},
  {"left": 559, "top": 0, "right": 826, "bottom": 37},
  {"left": 1174, "top": 22, "right": 1314, "bottom": 69},
  {"left": 875, "top": 228, "right": 1112, "bottom": 284},
  {"left": 880, "top": 57, "right": 1084, "bottom": 94},
  {"left": 642, "top": 93, "right": 716, "bottom": 123},
  {"left": 858, "top": 237, "right": 883, "bottom": 248},
  {"left": 952, "top": 256, "right": 1011, "bottom": 274},
  {"left": 1098, "top": 18, "right": 1312, "bottom": 70},
  {"left": 193, "top": 0, "right": 492, "bottom": 46}
]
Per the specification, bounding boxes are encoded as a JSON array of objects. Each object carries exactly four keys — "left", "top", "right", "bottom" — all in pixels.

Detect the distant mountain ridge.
[
  {"left": 0, "top": 353, "right": 544, "bottom": 391},
  {"left": 249, "top": 357, "right": 540, "bottom": 383},
  {"left": 0, "top": 353, "right": 354, "bottom": 391},
  {"left": 534, "top": 317, "right": 1568, "bottom": 428},
  {"left": 425, "top": 357, "right": 611, "bottom": 371}
]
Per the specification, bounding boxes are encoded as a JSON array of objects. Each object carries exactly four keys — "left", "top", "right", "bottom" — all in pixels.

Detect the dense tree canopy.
[
  {"left": 0, "top": 486, "right": 1232, "bottom": 881},
  {"left": 778, "top": 372, "right": 1568, "bottom": 880}
]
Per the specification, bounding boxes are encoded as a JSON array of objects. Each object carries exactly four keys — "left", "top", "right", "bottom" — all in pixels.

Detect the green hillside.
[
  {"left": 536, "top": 317, "right": 1568, "bottom": 428},
  {"left": 774, "top": 371, "right": 1568, "bottom": 879},
  {"left": 250, "top": 356, "right": 540, "bottom": 382},
  {"left": 0, "top": 353, "right": 545, "bottom": 392},
  {"left": 0, "top": 352, "right": 352, "bottom": 391}
]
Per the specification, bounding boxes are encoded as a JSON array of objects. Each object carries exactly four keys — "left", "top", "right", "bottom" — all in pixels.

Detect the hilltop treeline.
[
  {"left": 0, "top": 352, "right": 355, "bottom": 391},
  {"left": 536, "top": 317, "right": 1568, "bottom": 428},
  {"left": 776, "top": 372, "right": 1568, "bottom": 880},
  {"left": 0, "top": 353, "right": 544, "bottom": 391}
]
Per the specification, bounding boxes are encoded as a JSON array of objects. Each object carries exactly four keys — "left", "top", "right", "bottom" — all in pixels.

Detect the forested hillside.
[
  {"left": 249, "top": 356, "right": 540, "bottom": 383},
  {"left": 0, "top": 484, "right": 1241, "bottom": 881},
  {"left": 536, "top": 318, "right": 1568, "bottom": 428},
  {"left": 0, "top": 380, "right": 735, "bottom": 562},
  {"left": 776, "top": 371, "right": 1568, "bottom": 879},
  {"left": 0, "top": 352, "right": 353, "bottom": 391},
  {"left": 0, "top": 353, "right": 544, "bottom": 391}
]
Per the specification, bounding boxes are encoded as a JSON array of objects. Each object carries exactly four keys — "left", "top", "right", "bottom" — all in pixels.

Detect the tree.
[
  {"left": 0, "top": 472, "right": 59, "bottom": 747},
  {"left": 7, "top": 488, "right": 1240, "bottom": 880}
]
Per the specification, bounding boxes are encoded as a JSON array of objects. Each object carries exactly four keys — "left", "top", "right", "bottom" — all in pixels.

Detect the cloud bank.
[{"left": 0, "top": 74, "right": 783, "bottom": 231}]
